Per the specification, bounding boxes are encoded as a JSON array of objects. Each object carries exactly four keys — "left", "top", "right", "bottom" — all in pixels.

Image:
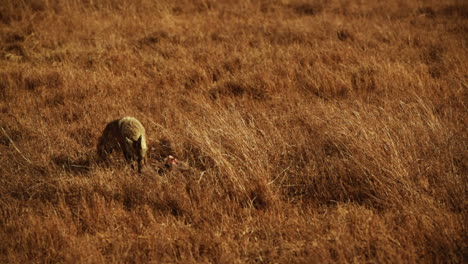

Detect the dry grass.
[{"left": 0, "top": 0, "right": 466, "bottom": 263}]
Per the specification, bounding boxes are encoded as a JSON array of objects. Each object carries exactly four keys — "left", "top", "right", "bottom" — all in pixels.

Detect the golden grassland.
[{"left": 0, "top": 0, "right": 466, "bottom": 262}]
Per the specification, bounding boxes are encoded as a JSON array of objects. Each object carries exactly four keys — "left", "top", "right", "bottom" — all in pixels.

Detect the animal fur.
[{"left": 97, "top": 116, "right": 148, "bottom": 173}]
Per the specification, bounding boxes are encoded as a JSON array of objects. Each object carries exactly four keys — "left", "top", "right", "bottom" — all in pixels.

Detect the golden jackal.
[{"left": 97, "top": 116, "right": 148, "bottom": 173}]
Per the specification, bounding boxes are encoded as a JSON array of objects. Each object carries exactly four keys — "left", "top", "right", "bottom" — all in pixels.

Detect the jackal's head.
[
  {"left": 136, "top": 136, "right": 147, "bottom": 163},
  {"left": 127, "top": 135, "right": 147, "bottom": 164}
]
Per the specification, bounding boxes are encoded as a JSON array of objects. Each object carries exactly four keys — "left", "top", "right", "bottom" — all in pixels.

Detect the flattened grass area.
[{"left": 0, "top": 0, "right": 466, "bottom": 263}]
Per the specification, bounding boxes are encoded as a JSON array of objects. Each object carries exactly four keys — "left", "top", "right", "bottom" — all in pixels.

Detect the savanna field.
[{"left": 0, "top": 0, "right": 467, "bottom": 262}]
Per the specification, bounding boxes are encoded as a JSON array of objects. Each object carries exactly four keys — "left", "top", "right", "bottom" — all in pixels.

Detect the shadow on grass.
[{"left": 52, "top": 154, "right": 92, "bottom": 174}]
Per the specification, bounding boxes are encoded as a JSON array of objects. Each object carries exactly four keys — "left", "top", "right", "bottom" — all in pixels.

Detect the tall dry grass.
[{"left": 0, "top": 0, "right": 466, "bottom": 262}]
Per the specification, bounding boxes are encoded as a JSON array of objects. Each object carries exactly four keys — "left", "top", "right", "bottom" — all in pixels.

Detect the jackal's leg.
[
  {"left": 122, "top": 147, "right": 138, "bottom": 171},
  {"left": 137, "top": 158, "right": 143, "bottom": 173}
]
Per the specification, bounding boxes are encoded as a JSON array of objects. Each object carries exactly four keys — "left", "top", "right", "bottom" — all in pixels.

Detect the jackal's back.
[{"left": 118, "top": 116, "right": 146, "bottom": 144}]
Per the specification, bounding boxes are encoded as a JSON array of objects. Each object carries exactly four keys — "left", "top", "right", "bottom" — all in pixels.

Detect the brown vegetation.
[{"left": 0, "top": 0, "right": 466, "bottom": 262}]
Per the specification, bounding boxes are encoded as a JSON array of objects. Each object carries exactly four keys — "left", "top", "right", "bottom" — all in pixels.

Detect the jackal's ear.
[{"left": 125, "top": 137, "right": 133, "bottom": 144}]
